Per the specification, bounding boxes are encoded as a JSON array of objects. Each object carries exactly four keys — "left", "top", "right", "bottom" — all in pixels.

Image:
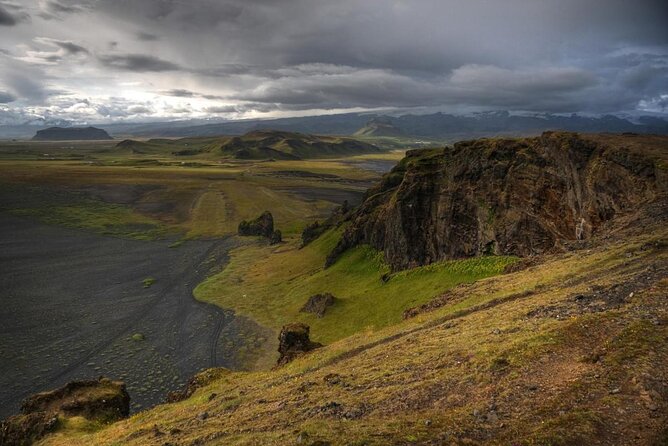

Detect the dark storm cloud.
[
  {"left": 97, "top": 53, "right": 181, "bottom": 72},
  {"left": 1, "top": 0, "right": 667, "bottom": 123},
  {"left": 163, "top": 88, "right": 196, "bottom": 98},
  {"left": 0, "top": 90, "right": 16, "bottom": 102},
  {"left": 161, "top": 88, "right": 224, "bottom": 100},
  {"left": 0, "top": 5, "right": 17, "bottom": 25},
  {"left": 0, "top": 3, "right": 29, "bottom": 25},
  {"left": 35, "top": 37, "right": 88, "bottom": 54},
  {"left": 4, "top": 70, "right": 50, "bottom": 102}
]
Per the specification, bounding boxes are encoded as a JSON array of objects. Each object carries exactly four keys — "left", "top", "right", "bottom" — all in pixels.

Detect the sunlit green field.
[{"left": 195, "top": 227, "right": 518, "bottom": 343}]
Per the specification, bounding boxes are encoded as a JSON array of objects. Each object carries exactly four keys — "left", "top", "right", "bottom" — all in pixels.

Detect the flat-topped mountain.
[
  {"left": 328, "top": 132, "right": 668, "bottom": 270},
  {"left": 216, "top": 130, "right": 381, "bottom": 160},
  {"left": 32, "top": 126, "right": 113, "bottom": 141}
]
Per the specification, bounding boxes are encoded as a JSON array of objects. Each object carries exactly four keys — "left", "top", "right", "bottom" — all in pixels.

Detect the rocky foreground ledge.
[{"left": 0, "top": 378, "right": 129, "bottom": 446}]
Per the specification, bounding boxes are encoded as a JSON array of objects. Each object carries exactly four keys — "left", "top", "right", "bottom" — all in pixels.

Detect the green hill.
[{"left": 216, "top": 130, "right": 381, "bottom": 160}]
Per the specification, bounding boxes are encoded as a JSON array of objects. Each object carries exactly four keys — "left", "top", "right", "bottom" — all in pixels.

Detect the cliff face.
[{"left": 328, "top": 132, "right": 667, "bottom": 270}]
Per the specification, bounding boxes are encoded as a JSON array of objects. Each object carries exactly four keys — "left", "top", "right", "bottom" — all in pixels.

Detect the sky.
[{"left": 0, "top": 0, "right": 667, "bottom": 125}]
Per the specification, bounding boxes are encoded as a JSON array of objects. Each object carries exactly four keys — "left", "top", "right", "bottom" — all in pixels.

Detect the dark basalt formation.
[
  {"left": 300, "top": 293, "right": 336, "bottom": 318},
  {"left": 238, "top": 211, "right": 275, "bottom": 238},
  {"left": 327, "top": 132, "right": 667, "bottom": 270},
  {"left": 1, "top": 377, "right": 129, "bottom": 446},
  {"left": 277, "top": 323, "right": 322, "bottom": 366},
  {"left": 269, "top": 229, "right": 282, "bottom": 245},
  {"left": 32, "top": 126, "right": 112, "bottom": 141}
]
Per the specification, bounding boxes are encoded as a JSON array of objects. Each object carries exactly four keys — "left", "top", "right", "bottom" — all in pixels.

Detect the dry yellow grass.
[{"left": 39, "top": 225, "right": 668, "bottom": 446}]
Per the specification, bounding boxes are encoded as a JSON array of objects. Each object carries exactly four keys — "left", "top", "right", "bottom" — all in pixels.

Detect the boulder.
[
  {"left": 238, "top": 211, "right": 275, "bottom": 238},
  {"left": 277, "top": 323, "right": 322, "bottom": 366},
  {"left": 269, "top": 229, "right": 282, "bottom": 245},
  {"left": 1, "top": 377, "right": 129, "bottom": 446},
  {"left": 300, "top": 293, "right": 336, "bottom": 318}
]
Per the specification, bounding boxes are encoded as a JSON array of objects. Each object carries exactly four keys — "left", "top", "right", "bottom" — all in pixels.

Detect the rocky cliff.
[{"left": 327, "top": 132, "right": 668, "bottom": 270}]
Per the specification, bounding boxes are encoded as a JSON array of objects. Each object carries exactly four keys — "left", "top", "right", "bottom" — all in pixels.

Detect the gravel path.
[{"left": 0, "top": 213, "right": 270, "bottom": 418}]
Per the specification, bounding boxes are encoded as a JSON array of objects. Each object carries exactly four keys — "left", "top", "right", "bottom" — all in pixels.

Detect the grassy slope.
[
  {"left": 196, "top": 228, "right": 518, "bottom": 344},
  {"left": 41, "top": 225, "right": 668, "bottom": 446}
]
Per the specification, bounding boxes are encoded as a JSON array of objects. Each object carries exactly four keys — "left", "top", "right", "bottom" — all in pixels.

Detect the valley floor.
[{"left": 0, "top": 213, "right": 271, "bottom": 418}]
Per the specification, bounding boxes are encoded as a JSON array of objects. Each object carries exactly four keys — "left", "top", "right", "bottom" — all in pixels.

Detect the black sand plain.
[{"left": 0, "top": 213, "right": 271, "bottom": 418}]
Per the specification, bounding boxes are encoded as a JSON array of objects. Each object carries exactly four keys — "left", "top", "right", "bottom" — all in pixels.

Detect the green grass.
[
  {"left": 142, "top": 277, "right": 156, "bottom": 288},
  {"left": 195, "top": 228, "right": 517, "bottom": 343}
]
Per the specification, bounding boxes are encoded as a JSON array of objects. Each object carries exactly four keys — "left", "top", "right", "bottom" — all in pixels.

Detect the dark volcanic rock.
[
  {"left": 327, "top": 132, "right": 667, "bottom": 270},
  {"left": 32, "top": 126, "right": 112, "bottom": 141},
  {"left": 277, "top": 323, "right": 322, "bottom": 366},
  {"left": 269, "top": 229, "right": 282, "bottom": 245},
  {"left": 238, "top": 211, "right": 275, "bottom": 238},
  {"left": 300, "top": 293, "right": 336, "bottom": 318},
  {"left": 1, "top": 377, "right": 129, "bottom": 446}
]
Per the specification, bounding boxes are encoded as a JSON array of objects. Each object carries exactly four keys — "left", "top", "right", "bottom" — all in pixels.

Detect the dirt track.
[{"left": 0, "top": 213, "right": 272, "bottom": 418}]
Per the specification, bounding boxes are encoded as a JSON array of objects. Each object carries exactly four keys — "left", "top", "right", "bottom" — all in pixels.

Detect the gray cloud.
[
  {"left": 1, "top": 0, "right": 666, "bottom": 122},
  {"left": 0, "top": 5, "right": 16, "bottom": 25},
  {"left": 205, "top": 105, "right": 238, "bottom": 114},
  {"left": 0, "top": 3, "right": 29, "bottom": 25},
  {"left": 38, "top": 0, "right": 91, "bottom": 19},
  {"left": 35, "top": 37, "right": 88, "bottom": 54},
  {"left": 97, "top": 53, "right": 181, "bottom": 72},
  {"left": 136, "top": 31, "right": 159, "bottom": 41},
  {"left": 0, "top": 90, "right": 16, "bottom": 102},
  {"left": 127, "top": 105, "right": 153, "bottom": 114},
  {"left": 161, "top": 89, "right": 224, "bottom": 100}
]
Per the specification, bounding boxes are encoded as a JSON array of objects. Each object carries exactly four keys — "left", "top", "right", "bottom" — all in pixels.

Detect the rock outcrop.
[
  {"left": 277, "top": 323, "right": 322, "bottom": 366},
  {"left": 32, "top": 126, "right": 112, "bottom": 141},
  {"left": 327, "top": 132, "right": 667, "bottom": 270},
  {"left": 1, "top": 378, "right": 129, "bottom": 446},
  {"left": 238, "top": 211, "right": 282, "bottom": 244},
  {"left": 300, "top": 293, "right": 336, "bottom": 318}
]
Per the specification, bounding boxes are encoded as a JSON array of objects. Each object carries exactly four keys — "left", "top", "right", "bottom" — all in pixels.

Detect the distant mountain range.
[{"left": 3, "top": 111, "right": 668, "bottom": 140}]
